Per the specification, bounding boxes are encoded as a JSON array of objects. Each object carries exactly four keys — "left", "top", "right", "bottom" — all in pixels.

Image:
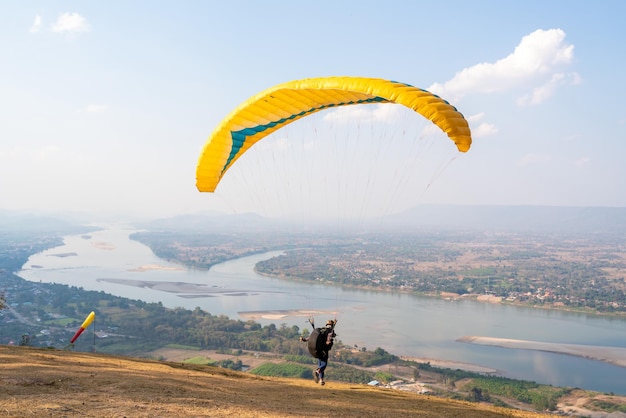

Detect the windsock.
[{"left": 70, "top": 311, "right": 95, "bottom": 343}]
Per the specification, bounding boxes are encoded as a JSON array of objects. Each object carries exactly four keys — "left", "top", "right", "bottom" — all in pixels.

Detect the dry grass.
[{"left": 0, "top": 345, "right": 549, "bottom": 418}]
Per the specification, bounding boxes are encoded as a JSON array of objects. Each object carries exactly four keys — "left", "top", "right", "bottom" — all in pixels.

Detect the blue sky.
[{"left": 1, "top": 1, "right": 625, "bottom": 220}]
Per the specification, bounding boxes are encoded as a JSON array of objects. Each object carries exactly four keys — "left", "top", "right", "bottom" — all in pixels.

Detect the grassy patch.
[
  {"left": 250, "top": 362, "right": 312, "bottom": 379},
  {"left": 589, "top": 400, "right": 626, "bottom": 413},
  {"left": 183, "top": 356, "right": 212, "bottom": 365},
  {"left": 460, "top": 267, "right": 496, "bottom": 276},
  {"left": 46, "top": 317, "right": 75, "bottom": 326},
  {"left": 165, "top": 343, "right": 201, "bottom": 350},
  {"left": 461, "top": 377, "right": 567, "bottom": 410},
  {"left": 97, "top": 340, "right": 163, "bottom": 355}
]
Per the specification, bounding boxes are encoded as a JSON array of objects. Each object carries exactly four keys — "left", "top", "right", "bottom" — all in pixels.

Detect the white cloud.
[
  {"left": 467, "top": 112, "right": 498, "bottom": 138},
  {"left": 0, "top": 145, "right": 61, "bottom": 163},
  {"left": 29, "top": 15, "right": 42, "bottom": 33},
  {"left": 564, "top": 133, "right": 583, "bottom": 142},
  {"left": 84, "top": 104, "right": 108, "bottom": 114},
  {"left": 0, "top": 145, "right": 25, "bottom": 161},
  {"left": 322, "top": 103, "right": 404, "bottom": 124},
  {"left": 52, "top": 12, "right": 90, "bottom": 33},
  {"left": 0, "top": 144, "right": 90, "bottom": 165},
  {"left": 322, "top": 102, "right": 473, "bottom": 129},
  {"left": 472, "top": 123, "right": 499, "bottom": 138},
  {"left": 322, "top": 105, "right": 374, "bottom": 123},
  {"left": 516, "top": 72, "right": 581, "bottom": 106},
  {"left": 429, "top": 29, "right": 576, "bottom": 103},
  {"left": 371, "top": 103, "right": 406, "bottom": 122},
  {"left": 467, "top": 112, "right": 487, "bottom": 123},
  {"left": 573, "top": 157, "right": 590, "bottom": 167},
  {"left": 518, "top": 153, "right": 552, "bottom": 166},
  {"left": 30, "top": 145, "right": 62, "bottom": 162}
]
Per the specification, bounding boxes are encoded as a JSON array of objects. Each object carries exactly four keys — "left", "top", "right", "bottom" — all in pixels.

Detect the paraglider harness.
[{"left": 305, "top": 318, "right": 336, "bottom": 359}]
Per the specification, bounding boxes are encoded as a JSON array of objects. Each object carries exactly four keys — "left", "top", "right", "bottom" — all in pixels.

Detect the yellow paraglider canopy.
[{"left": 196, "top": 77, "right": 472, "bottom": 192}]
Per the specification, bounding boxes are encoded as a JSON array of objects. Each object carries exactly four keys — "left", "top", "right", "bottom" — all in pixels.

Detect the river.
[{"left": 17, "top": 226, "right": 626, "bottom": 394}]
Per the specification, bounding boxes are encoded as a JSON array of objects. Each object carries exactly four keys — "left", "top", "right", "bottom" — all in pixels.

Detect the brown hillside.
[{"left": 0, "top": 346, "right": 548, "bottom": 418}]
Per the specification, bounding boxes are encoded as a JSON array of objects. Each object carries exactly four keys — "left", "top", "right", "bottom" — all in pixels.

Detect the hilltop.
[{"left": 0, "top": 345, "right": 548, "bottom": 418}]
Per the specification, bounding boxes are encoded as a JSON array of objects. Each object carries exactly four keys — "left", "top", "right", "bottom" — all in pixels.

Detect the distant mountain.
[
  {"left": 133, "top": 205, "right": 626, "bottom": 235},
  {"left": 0, "top": 210, "right": 96, "bottom": 235},
  {"left": 133, "top": 211, "right": 284, "bottom": 233},
  {"left": 5, "top": 205, "right": 623, "bottom": 236},
  {"left": 383, "top": 205, "right": 626, "bottom": 234}
]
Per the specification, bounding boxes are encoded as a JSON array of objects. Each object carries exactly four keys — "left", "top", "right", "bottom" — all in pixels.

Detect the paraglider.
[
  {"left": 300, "top": 318, "right": 337, "bottom": 386},
  {"left": 196, "top": 76, "right": 472, "bottom": 193}
]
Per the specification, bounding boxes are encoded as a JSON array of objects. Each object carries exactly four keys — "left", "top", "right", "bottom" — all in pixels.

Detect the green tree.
[{"left": 374, "top": 371, "right": 394, "bottom": 384}]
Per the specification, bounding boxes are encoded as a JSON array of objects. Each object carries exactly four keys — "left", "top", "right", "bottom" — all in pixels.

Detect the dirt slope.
[{"left": 0, "top": 346, "right": 548, "bottom": 418}]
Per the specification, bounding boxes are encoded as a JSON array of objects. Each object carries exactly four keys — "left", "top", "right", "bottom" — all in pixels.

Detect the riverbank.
[
  {"left": 238, "top": 309, "right": 338, "bottom": 321},
  {"left": 253, "top": 266, "right": 626, "bottom": 320},
  {"left": 401, "top": 356, "right": 497, "bottom": 374},
  {"left": 458, "top": 336, "right": 626, "bottom": 369}
]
